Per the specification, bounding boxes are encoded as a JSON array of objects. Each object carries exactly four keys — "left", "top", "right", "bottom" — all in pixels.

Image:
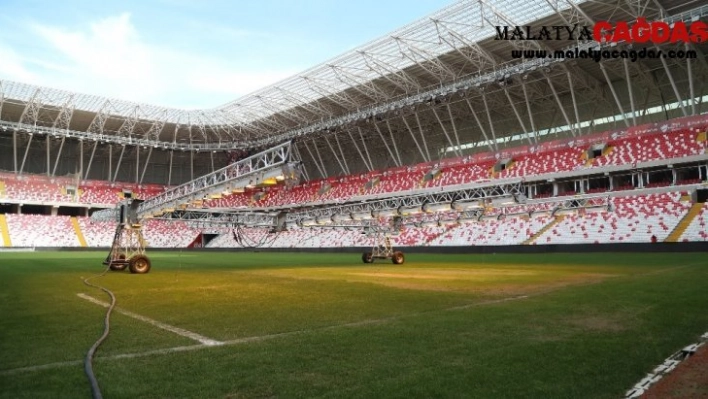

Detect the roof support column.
[
  {"left": 324, "top": 136, "right": 347, "bottom": 175},
  {"left": 623, "top": 59, "right": 637, "bottom": 125},
  {"left": 108, "top": 145, "right": 112, "bottom": 181},
  {"left": 168, "top": 150, "right": 173, "bottom": 186},
  {"left": 445, "top": 104, "right": 463, "bottom": 154},
  {"left": 374, "top": 123, "right": 401, "bottom": 167},
  {"left": 334, "top": 134, "right": 351, "bottom": 175},
  {"left": 599, "top": 64, "right": 631, "bottom": 127},
  {"left": 84, "top": 140, "right": 98, "bottom": 180},
  {"left": 401, "top": 115, "right": 429, "bottom": 163},
  {"left": 291, "top": 145, "right": 311, "bottom": 181},
  {"left": 19, "top": 134, "right": 33, "bottom": 175},
  {"left": 431, "top": 107, "right": 461, "bottom": 157},
  {"left": 13, "top": 130, "right": 17, "bottom": 173},
  {"left": 140, "top": 147, "right": 154, "bottom": 184},
  {"left": 520, "top": 80, "right": 538, "bottom": 144},
  {"left": 135, "top": 147, "right": 140, "bottom": 183},
  {"left": 79, "top": 140, "right": 84, "bottom": 180},
  {"left": 312, "top": 142, "right": 329, "bottom": 177},
  {"left": 502, "top": 88, "right": 534, "bottom": 146},
  {"left": 413, "top": 113, "right": 432, "bottom": 161},
  {"left": 46, "top": 136, "right": 50, "bottom": 176},
  {"left": 385, "top": 120, "right": 403, "bottom": 166},
  {"left": 52, "top": 137, "right": 66, "bottom": 176},
  {"left": 481, "top": 92, "right": 500, "bottom": 151},
  {"left": 113, "top": 145, "right": 126, "bottom": 182},
  {"left": 545, "top": 73, "right": 578, "bottom": 136},
  {"left": 686, "top": 42, "right": 696, "bottom": 115},
  {"left": 302, "top": 141, "right": 327, "bottom": 178},
  {"left": 348, "top": 129, "right": 373, "bottom": 172},
  {"left": 464, "top": 98, "right": 496, "bottom": 153},
  {"left": 357, "top": 128, "right": 376, "bottom": 171},
  {"left": 566, "top": 71, "right": 583, "bottom": 134}
]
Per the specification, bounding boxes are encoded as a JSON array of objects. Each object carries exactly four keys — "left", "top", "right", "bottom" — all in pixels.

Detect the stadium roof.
[{"left": 1, "top": 0, "right": 707, "bottom": 155}]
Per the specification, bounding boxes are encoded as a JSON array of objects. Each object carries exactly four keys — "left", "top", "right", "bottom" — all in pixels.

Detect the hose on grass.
[{"left": 81, "top": 265, "right": 116, "bottom": 399}]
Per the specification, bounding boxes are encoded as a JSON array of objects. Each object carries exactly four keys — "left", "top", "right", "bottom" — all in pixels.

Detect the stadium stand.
[
  {"left": 77, "top": 218, "right": 117, "bottom": 247},
  {"left": 428, "top": 215, "right": 554, "bottom": 246},
  {"left": 535, "top": 193, "right": 690, "bottom": 244},
  {"left": 677, "top": 202, "right": 708, "bottom": 242},
  {"left": 590, "top": 129, "right": 705, "bottom": 167},
  {"left": 0, "top": 118, "right": 706, "bottom": 249},
  {"left": 498, "top": 147, "right": 585, "bottom": 178},
  {"left": 79, "top": 186, "right": 122, "bottom": 205},
  {"left": 2, "top": 179, "right": 75, "bottom": 203},
  {"left": 142, "top": 219, "right": 200, "bottom": 248},
  {"left": 5, "top": 214, "right": 80, "bottom": 247}
]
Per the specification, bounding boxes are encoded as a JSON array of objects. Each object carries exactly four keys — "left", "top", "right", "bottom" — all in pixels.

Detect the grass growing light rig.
[
  {"left": 361, "top": 219, "right": 405, "bottom": 265},
  {"left": 96, "top": 198, "right": 151, "bottom": 274}
]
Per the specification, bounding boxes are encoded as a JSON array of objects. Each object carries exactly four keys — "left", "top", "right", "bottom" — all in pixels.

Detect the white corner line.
[
  {"left": 624, "top": 332, "right": 707, "bottom": 398},
  {"left": 76, "top": 293, "right": 223, "bottom": 347}
]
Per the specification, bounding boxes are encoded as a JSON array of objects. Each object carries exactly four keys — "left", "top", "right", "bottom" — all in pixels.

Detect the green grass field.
[{"left": 1, "top": 251, "right": 706, "bottom": 398}]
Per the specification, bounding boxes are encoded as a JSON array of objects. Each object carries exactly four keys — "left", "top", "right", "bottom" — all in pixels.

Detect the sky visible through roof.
[{"left": 0, "top": 0, "right": 450, "bottom": 110}]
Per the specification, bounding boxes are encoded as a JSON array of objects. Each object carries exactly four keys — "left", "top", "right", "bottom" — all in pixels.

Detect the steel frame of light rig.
[
  {"left": 102, "top": 198, "right": 152, "bottom": 274},
  {"left": 361, "top": 220, "right": 405, "bottom": 265}
]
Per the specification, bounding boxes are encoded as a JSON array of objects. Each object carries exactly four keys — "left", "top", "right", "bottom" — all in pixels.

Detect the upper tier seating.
[
  {"left": 436, "top": 161, "right": 496, "bottom": 187},
  {"left": 3, "top": 180, "right": 74, "bottom": 203},
  {"left": 79, "top": 187, "right": 122, "bottom": 205},
  {"left": 591, "top": 129, "right": 704, "bottom": 167},
  {"left": 499, "top": 147, "right": 585, "bottom": 178}
]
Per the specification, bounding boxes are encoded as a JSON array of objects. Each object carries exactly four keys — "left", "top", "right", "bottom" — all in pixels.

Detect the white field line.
[
  {"left": 624, "top": 333, "right": 708, "bottom": 398},
  {"left": 0, "top": 294, "right": 530, "bottom": 376},
  {"left": 1, "top": 263, "right": 701, "bottom": 377},
  {"left": 76, "top": 293, "right": 223, "bottom": 347}
]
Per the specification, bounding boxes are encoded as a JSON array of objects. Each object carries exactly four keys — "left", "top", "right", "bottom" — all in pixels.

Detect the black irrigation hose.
[{"left": 82, "top": 265, "right": 117, "bottom": 399}]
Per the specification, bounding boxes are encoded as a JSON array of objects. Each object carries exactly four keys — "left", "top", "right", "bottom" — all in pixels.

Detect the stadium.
[{"left": 1, "top": 0, "right": 707, "bottom": 397}]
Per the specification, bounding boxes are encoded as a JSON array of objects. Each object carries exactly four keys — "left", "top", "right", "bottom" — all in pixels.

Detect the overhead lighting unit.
[
  {"left": 351, "top": 211, "right": 373, "bottom": 221},
  {"left": 331, "top": 213, "right": 353, "bottom": 223},
  {"left": 423, "top": 203, "right": 451, "bottom": 213},
  {"left": 398, "top": 206, "right": 423, "bottom": 216},
  {"left": 451, "top": 200, "right": 482, "bottom": 211},
  {"left": 372, "top": 209, "right": 399, "bottom": 218},
  {"left": 301, "top": 218, "right": 317, "bottom": 227},
  {"left": 491, "top": 196, "right": 516, "bottom": 207}
]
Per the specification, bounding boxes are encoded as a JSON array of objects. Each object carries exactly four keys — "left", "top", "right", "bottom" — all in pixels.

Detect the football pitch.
[{"left": 1, "top": 251, "right": 706, "bottom": 398}]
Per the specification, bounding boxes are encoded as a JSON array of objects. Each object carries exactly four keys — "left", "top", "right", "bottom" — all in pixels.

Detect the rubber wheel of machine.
[
  {"left": 392, "top": 251, "right": 405, "bottom": 265},
  {"left": 129, "top": 255, "right": 151, "bottom": 274},
  {"left": 109, "top": 263, "right": 128, "bottom": 271},
  {"left": 362, "top": 252, "right": 374, "bottom": 264}
]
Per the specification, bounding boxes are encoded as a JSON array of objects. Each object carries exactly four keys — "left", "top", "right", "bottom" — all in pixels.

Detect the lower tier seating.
[
  {"left": 536, "top": 193, "right": 690, "bottom": 244},
  {"left": 5, "top": 214, "right": 80, "bottom": 247},
  {"left": 680, "top": 202, "right": 708, "bottom": 242},
  {"left": 2, "top": 190, "right": 705, "bottom": 248}
]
